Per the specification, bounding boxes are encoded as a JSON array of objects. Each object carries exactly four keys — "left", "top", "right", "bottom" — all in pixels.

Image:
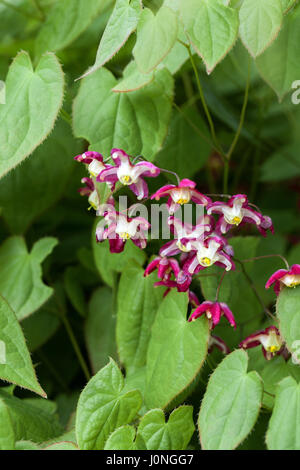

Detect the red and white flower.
[
  {"left": 265, "top": 264, "right": 300, "bottom": 295},
  {"left": 98, "top": 149, "right": 160, "bottom": 200},
  {"left": 151, "top": 179, "right": 211, "bottom": 214},
  {"left": 189, "top": 301, "right": 236, "bottom": 329},
  {"left": 239, "top": 326, "right": 285, "bottom": 360},
  {"left": 207, "top": 194, "right": 274, "bottom": 236}
]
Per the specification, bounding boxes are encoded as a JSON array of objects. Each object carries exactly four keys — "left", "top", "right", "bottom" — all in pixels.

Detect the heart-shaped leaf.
[
  {"left": 198, "top": 350, "right": 263, "bottom": 450},
  {"left": 0, "top": 52, "right": 64, "bottom": 178},
  {"left": 133, "top": 5, "right": 178, "bottom": 73}
]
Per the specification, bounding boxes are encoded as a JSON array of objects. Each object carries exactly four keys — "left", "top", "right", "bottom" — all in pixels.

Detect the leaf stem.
[
  {"left": 186, "top": 45, "right": 225, "bottom": 159},
  {"left": 223, "top": 57, "right": 251, "bottom": 194},
  {"left": 60, "top": 313, "right": 91, "bottom": 382},
  {"left": 235, "top": 259, "right": 275, "bottom": 321},
  {"left": 241, "top": 254, "right": 290, "bottom": 270}
]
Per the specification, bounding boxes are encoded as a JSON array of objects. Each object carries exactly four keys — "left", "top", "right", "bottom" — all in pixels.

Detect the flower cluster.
[{"left": 75, "top": 148, "right": 297, "bottom": 362}]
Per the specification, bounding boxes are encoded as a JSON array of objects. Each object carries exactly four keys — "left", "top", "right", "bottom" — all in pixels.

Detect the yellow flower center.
[
  {"left": 177, "top": 198, "right": 189, "bottom": 205},
  {"left": 289, "top": 281, "right": 300, "bottom": 288},
  {"left": 119, "top": 232, "right": 131, "bottom": 240},
  {"left": 177, "top": 241, "right": 189, "bottom": 252},
  {"left": 231, "top": 216, "right": 242, "bottom": 225},
  {"left": 120, "top": 175, "right": 132, "bottom": 185},
  {"left": 201, "top": 257, "right": 212, "bottom": 266},
  {"left": 267, "top": 345, "right": 280, "bottom": 354}
]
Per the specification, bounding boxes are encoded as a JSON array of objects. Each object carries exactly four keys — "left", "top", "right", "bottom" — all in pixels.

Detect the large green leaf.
[
  {"left": 83, "top": 0, "right": 141, "bottom": 78},
  {"left": 260, "top": 144, "right": 300, "bottom": 182},
  {"left": 180, "top": 0, "right": 239, "bottom": 74},
  {"left": 76, "top": 359, "right": 142, "bottom": 450},
  {"left": 239, "top": 0, "right": 283, "bottom": 58},
  {"left": 85, "top": 287, "right": 117, "bottom": 374},
  {"left": 0, "top": 295, "right": 46, "bottom": 397},
  {"left": 0, "top": 237, "right": 58, "bottom": 321},
  {"left": 0, "top": 397, "right": 15, "bottom": 450},
  {"left": 137, "top": 406, "right": 195, "bottom": 450},
  {"left": 0, "top": 52, "right": 64, "bottom": 178},
  {"left": 0, "top": 390, "right": 62, "bottom": 443},
  {"left": 156, "top": 107, "right": 211, "bottom": 178},
  {"left": 277, "top": 286, "right": 300, "bottom": 360},
  {"left": 92, "top": 219, "right": 146, "bottom": 287},
  {"left": 104, "top": 425, "right": 138, "bottom": 450},
  {"left": 266, "top": 377, "right": 300, "bottom": 449},
  {"left": 35, "top": 0, "right": 112, "bottom": 56},
  {"left": 198, "top": 350, "right": 263, "bottom": 450},
  {"left": 133, "top": 5, "right": 178, "bottom": 73},
  {"left": 73, "top": 66, "right": 174, "bottom": 161},
  {"left": 0, "top": 119, "right": 80, "bottom": 234},
  {"left": 256, "top": 7, "right": 300, "bottom": 101},
  {"left": 145, "top": 291, "right": 209, "bottom": 409},
  {"left": 112, "top": 61, "right": 154, "bottom": 93},
  {"left": 116, "top": 264, "right": 163, "bottom": 375}
]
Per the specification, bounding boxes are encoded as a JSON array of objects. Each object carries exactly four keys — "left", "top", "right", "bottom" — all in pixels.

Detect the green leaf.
[
  {"left": 92, "top": 219, "right": 146, "bottom": 287},
  {"left": 76, "top": 359, "right": 142, "bottom": 450},
  {"left": 64, "top": 266, "right": 87, "bottom": 317},
  {"left": 116, "top": 264, "right": 163, "bottom": 375},
  {"left": 277, "top": 286, "right": 300, "bottom": 360},
  {"left": 73, "top": 66, "right": 174, "bottom": 161},
  {"left": 0, "top": 390, "right": 62, "bottom": 443},
  {"left": 35, "top": 0, "right": 112, "bottom": 56},
  {"left": 0, "top": 51, "right": 64, "bottom": 179},
  {"left": 44, "top": 441, "right": 78, "bottom": 450},
  {"left": 21, "top": 303, "right": 60, "bottom": 352},
  {"left": 180, "top": 0, "right": 239, "bottom": 74},
  {"left": 239, "top": 0, "right": 283, "bottom": 58},
  {"left": 266, "top": 377, "right": 300, "bottom": 450},
  {"left": 156, "top": 107, "right": 211, "bottom": 179},
  {"left": 260, "top": 144, "right": 300, "bottom": 182},
  {"left": 0, "top": 236, "right": 58, "bottom": 321},
  {"left": 112, "top": 61, "right": 154, "bottom": 93},
  {"left": 0, "top": 295, "right": 46, "bottom": 397},
  {"left": 137, "top": 406, "right": 195, "bottom": 450},
  {"left": 133, "top": 5, "right": 178, "bottom": 73},
  {"left": 256, "top": 8, "right": 300, "bottom": 101},
  {"left": 85, "top": 287, "right": 117, "bottom": 374},
  {"left": 83, "top": 0, "right": 141, "bottom": 78},
  {"left": 145, "top": 291, "right": 209, "bottom": 409},
  {"left": 198, "top": 350, "right": 263, "bottom": 450},
  {"left": 0, "top": 398, "right": 15, "bottom": 450},
  {"left": 0, "top": 119, "right": 80, "bottom": 234},
  {"left": 259, "top": 356, "right": 300, "bottom": 409},
  {"left": 281, "top": 0, "right": 298, "bottom": 14},
  {"left": 15, "top": 441, "right": 40, "bottom": 450},
  {"left": 104, "top": 425, "right": 138, "bottom": 450},
  {"left": 162, "top": 39, "right": 189, "bottom": 75}
]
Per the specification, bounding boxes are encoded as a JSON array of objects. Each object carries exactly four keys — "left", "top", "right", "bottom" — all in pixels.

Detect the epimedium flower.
[
  {"left": 183, "top": 236, "right": 235, "bottom": 274},
  {"left": 96, "top": 207, "right": 150, "bottom": 253},
  {"left": 151, "top": 178, "right": 211, "bottom": 214},
  {"left": 97, "top": 149, "right": 160, "bottom": 200},
  {"left": 78, "top": 177, "right": 101, "bottom": 211},
  {"left": 159, "top": 216, "right": 212, "bottom": 258},
  {"left": 239, "top": 326, "right": 285, "bottom": 361},
  {"left": 208, "top": 335, "right": 230, "bottom": 355},
  {"left": 188, "top": 301, "right": 236, "bottom": 329},
  {"left": 75, "top": 151, "right": 108, "bottom": 179},
  {"left": 265, "top": 264, "right": 300, "bottom": 295},
  {"left": 154, "top": 269, "right": 192, "bottom": 293},
  {"left": 144, "top": 256, "right": 181, "bottom": 282},
  {"left": 207, "top": 194, "right": 274, "bottom": 236}
]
